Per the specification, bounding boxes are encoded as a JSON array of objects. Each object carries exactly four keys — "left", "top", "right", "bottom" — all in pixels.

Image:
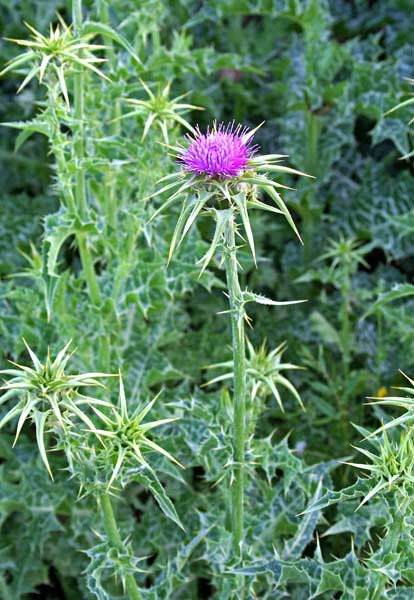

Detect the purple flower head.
[{"left": 179, "top": 121, "right": 258, "bottom": 179}]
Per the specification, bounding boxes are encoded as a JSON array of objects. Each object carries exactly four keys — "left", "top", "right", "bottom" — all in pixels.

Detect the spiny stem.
[
  {"left": 224, "top": 214, "right": 246, "bottom": 558},
  {"left": 73, "top": 0, "right": 87, "bottom": 220},
  {"left": 72, "top": 0, "right": 101, "bottom": 305},
  {"left": 99, "top": 0, "right": 121, "bottom": 231},
  {"left": 49, "top": 88, "right": 76, "bottom": 213},
  {"left": 100, "top": 494, "right": 143, "bottom": 600}
]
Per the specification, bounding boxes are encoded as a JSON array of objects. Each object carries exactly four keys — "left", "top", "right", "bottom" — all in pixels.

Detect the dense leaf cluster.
[{"left": 2, "top": 0, "right": 414, "bottom": 598}]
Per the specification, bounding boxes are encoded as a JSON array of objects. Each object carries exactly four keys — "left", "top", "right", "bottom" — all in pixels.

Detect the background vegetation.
[{"left": 1, "top": 0, "right": 414, "bottom": 598}]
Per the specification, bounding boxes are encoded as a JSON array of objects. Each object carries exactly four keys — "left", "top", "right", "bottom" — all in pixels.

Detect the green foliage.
[
  {"left": 2, "top": 0, "right": 414, "bottom": 598},
  {"left": 0, "top": 340, "right": 112, "bottom": 477}
]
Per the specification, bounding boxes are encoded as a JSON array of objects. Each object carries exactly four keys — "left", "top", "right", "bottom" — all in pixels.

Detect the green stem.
[
  {"left": 78, "top": 234, "right": 101, "bottom": 306},
  {"left": 112, "top": 225, "right": 139, "bottom": 302},
  {"left": 341, "top": 278, "right": 351, "bottom": 379},
  {"left": 100, "top": 494, "right": 143, "bottom": 600},
  {"left": 72, "top": 0, "right": 101, "bottom": 305},
  {"left": 49, "top": 88, "right": 76, "bottom": 213},
  {"left": 73, "top": 0, "right": 87, "bottom": 220},
  {"left": 151, "top": 29, "right": 161, "bottom": 52},
  {"left": 376, "top": 309, "right": 383, "bottom": 388},
  {"left": 304, "top": 111, "right": 320, "bottom": 177},
  {"left": 224, "top": 214, "right": 246, "bottom": 559},
  {"left": 337, "top": 278, "right": 351, "bottom": 455},
  {"left": 302, "top": 111, "right": 321, "bottom": 265},
  {"left": 99, "top": 0, "right": 121, "bottom": 231}
]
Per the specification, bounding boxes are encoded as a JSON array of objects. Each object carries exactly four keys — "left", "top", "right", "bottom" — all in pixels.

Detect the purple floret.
[{"left": 180, "top": 122, "right": 257, "bottom": 178}]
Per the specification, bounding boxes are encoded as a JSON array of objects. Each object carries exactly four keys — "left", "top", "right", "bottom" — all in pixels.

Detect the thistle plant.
[
  {"left": 298, "top": 236, "right": 373, "bottom": 452},
  {"left": 299, "top": 363, "right": 414, "bottom": 598},
  {"left": 0, "top": 341, "right": 182, "bottom": 599},
  {"left": 5, "top": 1, "right": 414, "bottom": 597},
  {"left": 318, "top": 236, "right": 371, "bottom": 373},
  {"left": 1, "top": 9, "right": 103, "bottom": 305},
  {"left": 346, "top": 429, "right": 414, "bottom": 509},
  {"left": 302, "top": 414, "right": 414, "bottom": 598},
  {"left": 0, "top": 339, "right": 111, "bottom": 477},
  {"left": 367, "top": 371, "right": 414, "bottom": 436},
  {"left": 0, "top": 1, "right": 138, "bottom": 310},
  {"left": 78, "top": 376, "right": 183, "bottom": 494},
  {"left": 0, "top": 16, "right": 109, "bottom": 106},
  {"left": 66, "top": 377, "right": 183, "bottom": 599},
  {"left": 205, "top": 339, "right": 303, "bottom": 434},
  {"left": 117, "top": 79, "right": 203, "bottom": 143},
  {"left": 149, "top": 121, "right": 311, "bottom": 559}
]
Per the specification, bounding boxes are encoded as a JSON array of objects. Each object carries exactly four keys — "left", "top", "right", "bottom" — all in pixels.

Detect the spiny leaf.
[
  {"left": 243, "top": 291, "right": 306, "bottom": 306},
  {"left": 232, "top": 191, "right": 256, "bottom": 265},
  {"left": 82, "top": 21, "right": 141, "bottom": 65},
  {"left": 262, "top": 185, "right": 303, "bottom": 244},
  {"left": 33, "top": 409, "right": 53, "bottom": 479},
  {"left": 198, "top": 208, "right": 234, "bottom": 275}
]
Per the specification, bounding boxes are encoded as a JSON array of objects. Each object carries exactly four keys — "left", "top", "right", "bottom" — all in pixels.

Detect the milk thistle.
[
  {"left": 149, "top": 121, "right": 312, "bottom": 558},
  {"left": 181, "top": 122, "right": 256, "bottom": 178},
  {"left": 0, "top": 343, "right": 182, "bottom": 599}
]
